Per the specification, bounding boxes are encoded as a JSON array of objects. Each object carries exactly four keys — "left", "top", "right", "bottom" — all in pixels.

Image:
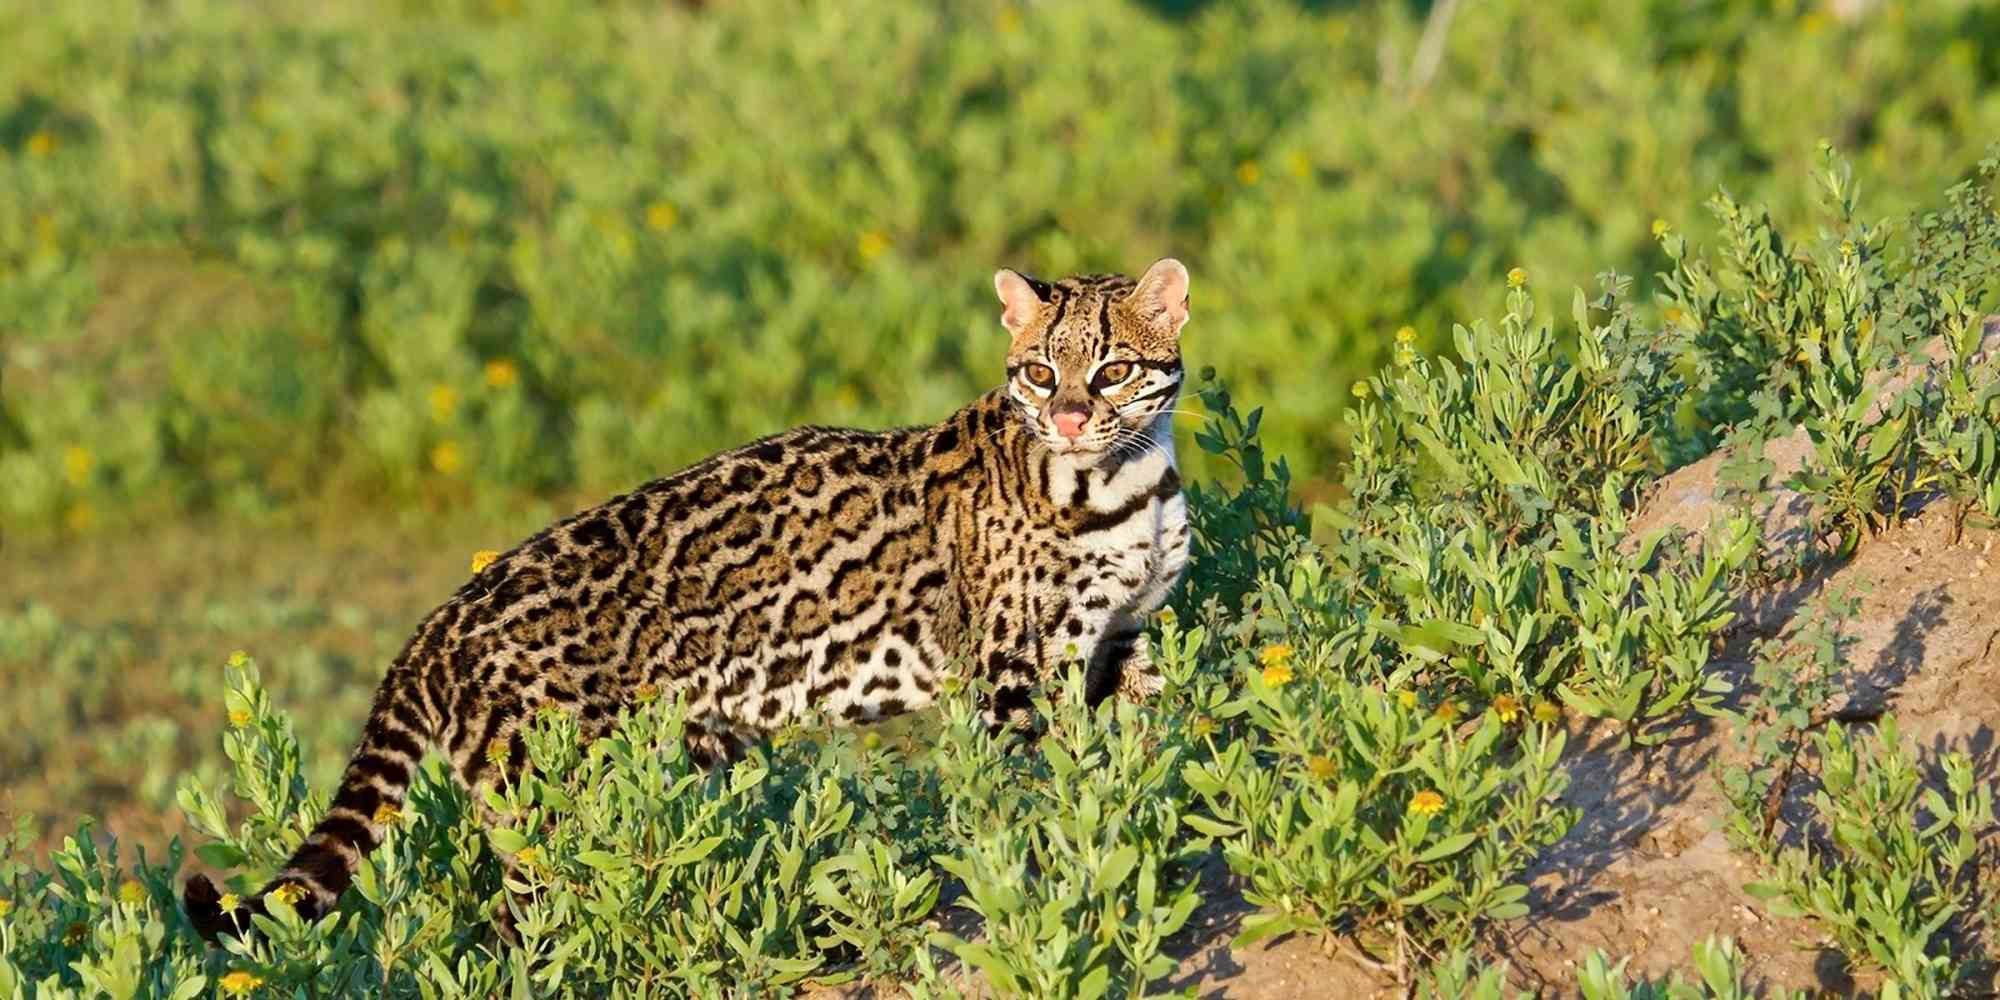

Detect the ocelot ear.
[
  {"left": 1126, "top": 258, "right": 1190, "bottom": 338},
  {"left": 993, "top": 268, "right": 1052, "bottom": 336}
]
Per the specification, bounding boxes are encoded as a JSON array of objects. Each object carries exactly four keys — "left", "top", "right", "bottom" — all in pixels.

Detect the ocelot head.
[{"left": 993, "top": 258, "right": 1189, "bottom": 457}]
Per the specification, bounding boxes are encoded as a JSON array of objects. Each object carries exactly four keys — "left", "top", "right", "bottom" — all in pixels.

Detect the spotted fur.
[{"left": 184, "top": 258, "right": 1193, "bottom": 942}]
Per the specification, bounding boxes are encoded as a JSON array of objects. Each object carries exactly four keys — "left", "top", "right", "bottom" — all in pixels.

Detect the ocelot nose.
[{"left": 1051, "top": 404, "right": 1090, "bottom": 440}]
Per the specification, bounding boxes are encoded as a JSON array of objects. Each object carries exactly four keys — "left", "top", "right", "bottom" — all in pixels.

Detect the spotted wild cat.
[{"left": 185, "top": 258, "right": 1194, "bottom": 941}]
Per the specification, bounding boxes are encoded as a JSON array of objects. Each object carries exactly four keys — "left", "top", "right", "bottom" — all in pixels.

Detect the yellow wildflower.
[
  {"left": 514, "top": 846, "right": 540, "bottom": 867},
  {"left": 484, "top": 358, "right": 519, "bottom": 389},
  {"left": 1236, "top": 160, "right": 1261, "bottom": 186},
  {"left": 218, "top": 970, "right": 265, "bottom": 996},
  {"left": 856, "top": 230, "right": 890, "bottom": 262},
  {"left": 1839, "top": 240, "right": 1856, "bottom": 258},
  {"left": 1396, "top": 345, "right": 1417, "bottom": 367},
  {"left": 63, "top": 503, "right": 94, "bottom": 534},
  {"left": 1396, "top": 689, "right": 1418, "bottom": 710},
  {"left": 1434, "top": 701, "right": 1461, "bottom": 723},
  {"left": 644, "top": 201, "right": 678, "bottom": 232},
  {"left": 26, "top": 130, "right": 55, "bottom": 158},
  {"left": 430, "top": 440, "right": 463, "bottom": 475},
  {"left": 1408, "top": 789, "right": 1445, "bottom": 818},
  {"left": 372, "top": 803, "right": 402, "bottom": 827},
  {"left": 428, "top": 384, "right": 459, "bottom": 422},
  {"left": 0, "top": 897, "right": 12, "bottom": 919},
  {"left": 1490, "top": 694, "right": 1521, "bottom": 724},
  {"left": 1259, "top": 644, "right": 1295, "bottom": 667},
  {"left": 62, "top": 445, "right": 93, "bottom": 487},
  {"left": 227, "top": 650, "right": 249, "bottom": 668},
  {"left": 269, "top": 882, "right": 307, "bottom": 908},
  {"left": 1394, "top": 325, "right": 1417, "bottom": 345},
  {"left": 634, "top": 682, "right": 659, "bottom": 703},
  {"left": 228, "top": 709, "right": 253, "bottom": 729},
  {"left": 1351, "top": 380, "right": 1371, "bottom": 400},
  {"left": 484, "top": 739, "right": 510, "bottom": 769},
  {"left": 1663, "top": 306, "right": 1685, "bottom": 327},
  {"left": 118, "top": 879, "right": 147, "bottom": 906},
  {"left": 219, "top": 892, "right": 240, "bottom": 913},
  {"left": 1506, "top": 267, "right": 1528, "bottom": 289},
  {"left": 1261, "top": 661, "right": 1294, "bottom": 688},
  {"left": 1190, "top": 716, "right": 1218, "bottom": 738},
  {"left": 1306, "top": 755, "right": 1337, "bottom": 781},
  {"left": 1532, "top": 699, "right": 1562, "bottom": 725},
  {"left": 1651, "top": 219, "right": 1670, "bottom": 239},
  {"left": 862, "top": 731, "right": 882, "bottom": 751},
  {"left": 1157, "top": 606, "right": 1178, "bottom": 627},
  {"left": 470, "top": 549, "right": 500, "bottom": 574}
]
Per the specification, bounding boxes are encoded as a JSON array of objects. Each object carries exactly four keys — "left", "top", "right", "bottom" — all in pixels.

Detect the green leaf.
[{"left": 1415, "top": 832, "right": 1479, "bottom": 863}]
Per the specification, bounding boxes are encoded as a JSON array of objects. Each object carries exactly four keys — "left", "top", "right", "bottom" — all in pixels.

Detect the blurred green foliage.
[{"left": 5, "top": 0, "right": 2000, "bottom": 536}]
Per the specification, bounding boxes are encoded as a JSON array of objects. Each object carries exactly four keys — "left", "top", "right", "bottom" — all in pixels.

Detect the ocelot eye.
[
  {"left": 1094, "top": 362, "right": 1134, "bottom": 387},
  {"left": 1023, "top": 363, "right": 1057, "bottom": 389}
]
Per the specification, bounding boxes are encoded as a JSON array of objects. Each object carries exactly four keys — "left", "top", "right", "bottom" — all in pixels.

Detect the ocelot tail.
[{"left": 184, "top": 258, "right": 1194, "bottom": 942}]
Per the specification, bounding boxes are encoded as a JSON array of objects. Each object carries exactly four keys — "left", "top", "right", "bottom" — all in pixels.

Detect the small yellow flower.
[
  {"left": 428, "top": 384, "right": 459, "bottom": 421},
  {"left": 1259, "top": 643, "right": 1295, "bottom": 667},
  {"left": 26, "top": 130, "right": 55, "bottom": 158},
  {"left": 1394, "top": 325, "right": 1417, "bottom": 345},
  {"left": 1236, "top": 160, "right": 1261, "bottom": 186},
  {"left": 1506, "top": 267, "right": 1528, "bottom": 289},
  {"left": 1434, "top": 701, "right": 1461, "bottom": 723},
  {"left": 634, "top": 682, "right": 660, "bottom": 703},
  {"left": 1662, "top": 306, "right": 1686, "bottom": 327},
  {"left": 514, "top": 846, "right": 540, "bottom": 867},
  {"left": 62, "top": 445, "right": 93, "bottom": 487},
  {"left": 1532, "top": 699, "right": 1562, "bottom": 724},
  {"left": 862, "top": 731, "right": 883, "bottom": 751},
  {"left": 484, "top": 358, "right": 519, "bottom": 389},
  {"left": 63, "top": 502, "right": 94, "bottom": 534},
  {"left": 117, "top": 879, "right": 147, "bottom": 905},
  {"left": 484, "top": 739, "right": 510, "bottom": 769},
  {"left": 1306, "top": 755, "right": 1337, "bottom": 781},
  {"left": 1261, "top": 661, "right": 1294, "bottom": 688},
  {"left": 1839, "top": 240, "right": 1856, "bottom": 258},
  {"left": 470, "top": 549, "right": 500, "bottom": 574},
  {"left": 0, "top": 897, "right": 12, "bottom": 919},
  {"left": 372, "top": 803, "right": 402, "bottom": 826},
  {"left": 1190, "top": 716, "right": 1218, "bottom": 738},
  {"left": 1396, "top": 345, "right": 1417, "bottom": 367},
  {"left": 63, "top": 920, "right": 87, "bottom": 945},
  {"left": 227, "top": 650, "right": 249, "bottom": 668},
  {"left": 218, "top": 970, "right": 265, "bottom": 996},
  {"left": 644, "top": 201, "right": 678, "bottom": 232},
  {"left": 1490, "top": 694, "right": 1521, "bottom": 724},
  {"left": 1157, "top": 606, "right": 1178, "bottom": 627},
  {"left": 1397, "top": 690, "right": 1418, "bottom": 710},
  {"left": 1408, "top": 789, "right": 1445, "bottom": 818},
  {"left": 430, "top": 440, "right": 463, "bottom": 475},
  {"left": 1651, "top": 219, "right": 1670, "bottom": 239},
  {"left": 1350, "top": 380, "right": 1371, "bottom": 400},
  {"left": 228, "top": 709, "right": 253, "bottom": 729},
  {"left": 856, "top": 230, "right": 890, "bottom": 262},
  {"left": 269, "top": 882, "right": 307, "bottom": 908},
  {"left": 219, "top": 892, "right": 240, "bottom": 913}
]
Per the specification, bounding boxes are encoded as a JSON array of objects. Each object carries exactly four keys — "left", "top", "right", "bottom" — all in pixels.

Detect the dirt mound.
[{"left": 1165, "top": 329, "right": 2000, "bottom": 997}]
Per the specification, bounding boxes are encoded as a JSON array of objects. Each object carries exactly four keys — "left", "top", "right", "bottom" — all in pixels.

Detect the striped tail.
[{"left": 185, "top": 687, "right": 433, "bottom": 942}]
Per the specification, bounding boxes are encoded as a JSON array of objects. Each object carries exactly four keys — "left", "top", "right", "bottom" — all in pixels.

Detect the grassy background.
[{"left": 3, "top": 0, "right": 1998, "bottom": 852}]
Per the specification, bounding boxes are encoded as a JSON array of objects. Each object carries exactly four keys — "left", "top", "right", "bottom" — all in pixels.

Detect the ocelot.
[{"left": 185, "top": 258, "right": 1193, "bottom": 941}]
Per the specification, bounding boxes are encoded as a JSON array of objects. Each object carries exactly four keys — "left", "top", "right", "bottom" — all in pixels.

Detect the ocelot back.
[{"left": 185, "top": 258, "right": 1193, "bottom": 941}]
